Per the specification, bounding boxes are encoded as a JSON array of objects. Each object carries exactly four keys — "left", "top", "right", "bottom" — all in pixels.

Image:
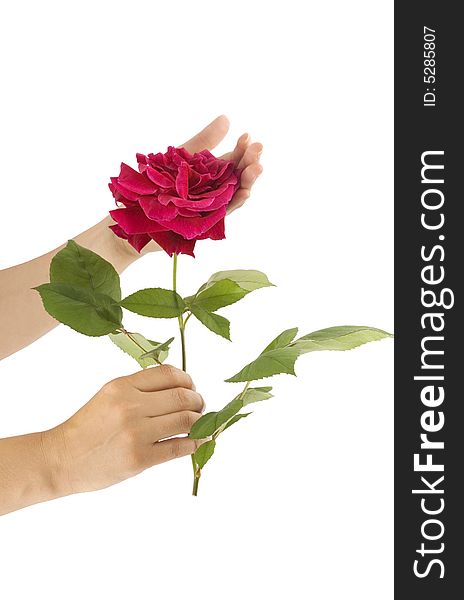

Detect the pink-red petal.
[
  {"left": 146, "top": 165, "right": 174, "bottom": 188},
  {"left": 118, "top": 163, "right": 158, "bottom": 195},
  {"left": 109, "top": 224, "right": 151, "bottom": 253},
  {"left": 110, "top": 207, "right": 167, "bottom": 234},
  {"left": 158, "top": 206, "right": 227, "bottom": 240},
  {"left": 149, "top": 231, "right": 196, "bottom": 257},
  {"left": 175, "top": 162, "right": 189, "bottom": 199},
  {"left": 139, "top": 196, "right": 178, "bottom": 221}
]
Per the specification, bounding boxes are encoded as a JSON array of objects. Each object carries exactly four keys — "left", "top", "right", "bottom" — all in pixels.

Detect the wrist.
[
  {"left": 38, "top": 427, "right": 73, "bottom": 500},
  {"left": 97, "top": 216, "right": 141, "bottom": 272}
]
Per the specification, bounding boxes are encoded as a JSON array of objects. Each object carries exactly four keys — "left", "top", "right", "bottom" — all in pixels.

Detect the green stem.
[
  {"left": 191, "top": 454, "right": 201, "bottom": 496},
  {"left": 173, "top": 254, "right": 196, "bottom": 493},
  {"left": 192, "top": 381, "right": 252, "bottom": 496},
  {"left": 172, "top": 253, "right": 187, "bottom": 372},
  {"left": 192, "top": 470, "right": 200, "bottom": 496},
  {"left": 238, "top": 381, "right": 251, "bottom": 402}
]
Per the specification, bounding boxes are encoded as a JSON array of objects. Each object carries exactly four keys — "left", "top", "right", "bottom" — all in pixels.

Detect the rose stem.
[
  {"left": 192, "top": 470, "right": 200, "bottom": 496},
  {"left": 172, "top": 254, "right": 197, "bottom": 492},
  {"left": 192, "top": 381, "right": 251, "bottom": 495},
  {"left": 172, "top": 253, "right": 187, "bottom": 372}
]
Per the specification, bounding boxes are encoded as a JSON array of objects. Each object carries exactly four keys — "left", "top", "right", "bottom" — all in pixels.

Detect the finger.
[
  {"left": 145, "top": 410, "right": 202, "bottom": 442},
  {"left": 150, "top": 436, "right": 201, "bottom": 466},
  {"left": 220, "top": 132, "right": 250, "bottom": 163},
  {"left": 180, "top": 115, "right": 230, "bottom": 154},
  {"left": 227, "top": 163, "right": 263, "bottom": 214},
  {"left": 127, "top": 365, "right": 194, "bottom": 393},
  {"left": 240, "top": 162, "right": 263, "bottom": 192},
  {"left": 238, "top": 142, "right": 263, "bottom": 170},
  {"left": 227, "top": 189, "right": 250, "bottom": 214},
  {"left": 138, "top": 387, "right": 205, "bottom": 417}
]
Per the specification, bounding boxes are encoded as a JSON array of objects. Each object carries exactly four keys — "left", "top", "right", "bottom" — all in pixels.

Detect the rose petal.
[
  {"left": 157, "top": 192, "right": 182, "bottom": 206},
  {"left": 110, "top": 207, "right": 167, "bottom": 234},
  {"left": 127, "top": 233, "right": 152, "bottom": 252},
  {"left": 197, "top": 218, "right": 225, "bottom": 241},
  {"left": 146, "top": 165, "right": 174, "bottom": 188},
  {"left": 176, "top": 146, "right": 194, "bottom": 162},
  {"left": 109, "top": 224, "right": 151, "bottom": 253},
  {"left": 188, "top": 182, "right": 232, "bottom": 199},
  {"left": 136, "top": 153, "right": 148, "bottom": 173},
  {"left": 189, "top": 171, "right": 213, "bottom": 190},
  {"left": 175, "top": 162, "right": 189, "bottom": 199},
  {"left": 109, "top": 177, "right": 140, "bottom": 202},
  {"left": 117, "top": 163, "right": 158, "bottom": 195},
  {"left": 158, "top": 206, "right": 227, "bottom": 240},
  {"left": 149, "top": 231, "right": 196, "bottom": 257},
  {"left": 139, "top": 196, "right": 178, "bottom": 221},
  {"left": 158, "top": 184, "right": 235, "bottom": 211}
]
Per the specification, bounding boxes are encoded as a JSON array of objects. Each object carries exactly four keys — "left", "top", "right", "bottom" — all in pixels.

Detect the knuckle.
[
  {"left": 101, "top": 377, "right": 126, "bottom": 397},
  {"left": 172, "top": 387, "right": 189, "bottom": 411},
  {"left": 158, "top": 364, "right": 179, "bottom": 383},
  {"left": 158, "top": 364, "right": 193, "bottom": 389},
  {"left": 168, "top": 439, "right": 185, "bottom": 460},
  {"left": 177, "top": 410, "right": 198, "bottom": 432},
  {"left": 113, "top": 397, "right": 133, "bottom": 424}
]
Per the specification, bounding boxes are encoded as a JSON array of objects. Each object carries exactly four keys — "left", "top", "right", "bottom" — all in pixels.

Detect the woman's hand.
[
  {"left": 54, "top": 365, "right": 204, "bottom": 494},
  {"left": 181, "top": 114, "right": 263, "bottom": 213},
  {"left": 0, "top": 366, "right": 204, "bottom": 515}
]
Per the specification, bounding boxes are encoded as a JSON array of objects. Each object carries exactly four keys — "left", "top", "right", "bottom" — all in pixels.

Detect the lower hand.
[{"left": 47, "top": 365, "right": 204, "bottom": 495}]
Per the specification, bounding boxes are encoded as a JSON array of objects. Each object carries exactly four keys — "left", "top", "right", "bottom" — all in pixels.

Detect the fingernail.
[{"left": 242, "top": 133, "right": 250, "bottom": 144}]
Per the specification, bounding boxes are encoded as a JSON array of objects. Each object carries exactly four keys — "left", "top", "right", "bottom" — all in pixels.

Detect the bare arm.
[{"left": 0, "top": 216, "right": 142, "bottom": 359}]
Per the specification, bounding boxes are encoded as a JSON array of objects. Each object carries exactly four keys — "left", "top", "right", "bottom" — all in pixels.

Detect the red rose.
[{"left": 108, "top": 146, "right": 240, "bottom": 257}]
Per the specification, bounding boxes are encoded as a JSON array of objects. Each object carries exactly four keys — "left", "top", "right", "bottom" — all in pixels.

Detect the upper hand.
[{"left": 180, "top": 114, "right": 263, "bottom": 213}]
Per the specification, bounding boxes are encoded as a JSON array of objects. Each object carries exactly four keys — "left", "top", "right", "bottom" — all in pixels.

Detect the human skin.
[
  {"left": 0, "top": 115, "right": 263, "bottom": 360},
  {"left": 0, "top": 116, "right": 263, "bottom": 515},
  {"left": 0, "top": 365, "right": 204, "bottom": 516}
]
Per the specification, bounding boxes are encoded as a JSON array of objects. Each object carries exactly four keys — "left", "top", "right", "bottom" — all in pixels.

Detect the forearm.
[
  {"left": 0, "top": 216, "right": 147, "bottom": 360},
  {"left": 0, "top": 428, "right": 69, "bottom": 516}
]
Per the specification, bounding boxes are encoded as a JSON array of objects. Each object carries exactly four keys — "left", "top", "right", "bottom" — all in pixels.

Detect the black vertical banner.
[{"left": 395, "top": 2, "right": 463, "bottom": 597}]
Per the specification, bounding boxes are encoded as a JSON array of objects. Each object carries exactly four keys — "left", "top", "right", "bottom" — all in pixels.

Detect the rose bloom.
[{"left": 108, "top": 146, "right": 240, "bottom": 256}]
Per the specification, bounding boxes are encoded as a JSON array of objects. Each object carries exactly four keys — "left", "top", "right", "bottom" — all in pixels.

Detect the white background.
[{"left": 0, "top": 1, "right": 393, "bottom": 598}]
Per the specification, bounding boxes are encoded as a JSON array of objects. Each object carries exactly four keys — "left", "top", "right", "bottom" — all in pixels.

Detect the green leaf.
[
  {"left": 139, "top": 337, "right": 175, "bottom": 360},
  {"left": 202, "top": 270, "right": 274, "bottom": 292},
  {"left": 120, "top": 288, "right": 185, "bottom": 318},
  {"left": 222, "top": 412, "right": 252, "bottom": 433},
  {"left": 35, "top": 283, "right": 122, "bottom": 336},
  {"left": 194, "top": 440, "right": 216, "bottom": 469},
  {"left": 294, "top": 326, "right": 393, "bottom": 351},
  {"left": 50, "top": 240, "right": 121, "bottom": 301},
  {"left": 226, "top": 325, "right": 393, "bottom": 382},
  {"left": 109, "top": 332, "right": 171, "bottom": 367},
  {"left": 186, "top": 270, "right": 274, "bottom": 311},
  {"left": 189, "top": 386, "right": 273, "bottom": 439},
  {"left": 262, "top": 327, "right": 299, "bottom": 352},
  {"left": 189, "top": 279, "right": 247, "bottom": 312},
  {"left": 190, "top": 305, "right": 231, "bottom": 340},
  {"left": 225, "top": 348, "right": 301, "bottom": 382}
]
